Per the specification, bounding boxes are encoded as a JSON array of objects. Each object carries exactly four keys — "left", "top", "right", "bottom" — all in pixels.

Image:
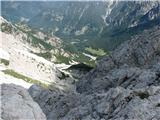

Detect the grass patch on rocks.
[
  {"left": 0, "top": 59, "right": 9, "bottom": 66},
  {"left": 33, "top": 51, "right": 52, "bottom": 60},
  {"left": 85, "top": 47, "right": 107, "bottom": 57},
  {"left": 2, "top": 69, "right": 48, "bottom": 88}
]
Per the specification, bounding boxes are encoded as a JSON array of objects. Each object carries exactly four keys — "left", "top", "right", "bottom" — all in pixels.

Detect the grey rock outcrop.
[
  {"left": 1, "top": 84, "right": 46, "bottom": 120},
  {"left": 77, "top": 26, "right": 160, "bottom": 94},
  {"left": 29, "top": 84, "right": 81, "bottom": 120},
  {"left": 29, "top": 85, "right": 160, "bottom": 120},
  {"left": 28, "top": 27, "right": 160, "bottom": 120},
  {"left": 62, "top": 86, "right": 160, "bottom": 120}
]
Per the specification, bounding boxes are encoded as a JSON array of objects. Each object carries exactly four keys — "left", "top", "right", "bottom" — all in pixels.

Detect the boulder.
[
  {"left": 29, "top": 84, "right": 81, "bottom": 120},
  {"left": 1, "top": 84, "right": 46, "bottom": 120}
]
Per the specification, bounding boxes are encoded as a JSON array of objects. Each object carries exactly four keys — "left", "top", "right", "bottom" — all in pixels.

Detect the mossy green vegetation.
[
  {"left": 2, "top": 69, "right": 48, "bottom": 88},
  {"left": 16, "top": 25, "right": 54, "bottom": 50},
  {"left": 1, "top": 22, "right": 13, "bottom": 33},
  {"left": 1, "top": 21, "right": 99, "bottom": 68},
  {"left": 33, "top": 52, "right": 52, "bottom": 60},
  {"left": 27, "top": 33, "right": 53, "bottom": 50},
  {"left": 63, "top": 43, "right": 78, "bottom": 53},
  {"left": 73, "top": 53, "right": 96, "bottom": 68},
  {"left": 0, "top": 59, "right": 9, "bottom": 66},
  {"left": 136, "top": 92, "right": 149, "bottom": 100},
  {"left": 54, "top": 54, "right": 70, "bottom": 64},
  {"left": 85, "top": 47, "right": 107, "bottom": 57}
]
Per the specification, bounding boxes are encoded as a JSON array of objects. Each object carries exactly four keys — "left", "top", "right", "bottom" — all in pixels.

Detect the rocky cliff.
[
  {"left": 27, "top": 26, "right": 160, "bottom": 120},
  {"left": 1, "top": 1, "right": 160, "bottom": 119},
  {"left": 1, "top": 84, "right": 46, "bottom": 120},
  {"left": 77, "top": 26, "right": 160, "bottom": 94}
]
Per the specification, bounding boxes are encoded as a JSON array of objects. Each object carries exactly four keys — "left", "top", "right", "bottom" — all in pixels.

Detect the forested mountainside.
[
  {"left": 2, "top": 25, "right": 160, "bottom": 120},
  {"left": 1, "top": 1, "right": 160, "bottom": 120},
  {"left": 2, "top": 1, "right": 160, "bottom": 50},
  {"left": 0, "top": 17, "right": 98, "bottom": 67}
]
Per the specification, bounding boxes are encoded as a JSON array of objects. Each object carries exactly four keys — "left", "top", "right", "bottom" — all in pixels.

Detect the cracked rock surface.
[
  {"left": 1, "top": 84, "right": 46, "bottom": 120},
  {"left": 28, "top": 27, "right": 160, "bottom": 120},
  {"left": 77, "top": 27, "right": 160, "bottom": 94},
  {"left": 29, "top": 85, "right": 160, "bottom": 120}
]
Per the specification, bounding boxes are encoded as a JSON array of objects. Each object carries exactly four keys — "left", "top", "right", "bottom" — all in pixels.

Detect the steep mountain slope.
[
  {"left": 0, "top": 17, "right": 74, "bottom": 65},
  {"left": 1, "top": 16, "right": 98, "bottom": 68},
  {"left": 2, "top": 1, "right": 160, "bottom": 50},
  {"left": 1, "top": 26, "right": 160, "bottom": 120},
  {"left": 1, "top": 2, "right": 160, "bottom": 120},
  {"left": 28, "top": 26, "right": 160, "bottom": 120},
  {"left": 0, "top": 16, "right": 62, "bottom": 53},
  {"left": 0, "top": 17, "right": 94, "bottom": 91},
  {"left": 77, "top": 26, "right": 160, "bottom": 94},
  {"left": 0, "top": 17, "right": 60, "bottom": 85}
]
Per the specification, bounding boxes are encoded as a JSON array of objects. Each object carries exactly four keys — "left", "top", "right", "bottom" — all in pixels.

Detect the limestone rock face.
[
  {"left": 29, "top": 84, "right": 81, "bottom": 120},
  {"left": 76, "top": 26, "right": 160, "bottom": 94},
  {"left": 0, "top": 17, "right": 63, "bottom": 84},
  {"left": 62, "top": 86, "right": 160, "bottom": 120},
  {"left": 1, "top": 84, "right": 46, "bottom": 120},
  {"left": 29, "top": 85, "right": 160, "bottom": 120},
  {"left": 28, "top": 27, "right": 160, "bottom": 120},
  {"left": 9, "top": 49, "right": 57, "bottom": 83}
]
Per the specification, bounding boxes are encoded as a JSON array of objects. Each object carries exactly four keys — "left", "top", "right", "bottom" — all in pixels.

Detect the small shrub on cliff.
[{"left": 0, "top": 59, "right": 9, "bottom": 66}]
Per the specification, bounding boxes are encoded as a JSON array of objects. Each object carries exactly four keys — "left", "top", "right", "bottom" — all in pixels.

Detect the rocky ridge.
[
  {"left": 1, "top": 26, "right": 160, "bottom": 120},
  {"left": 77, "top": 26, "right": 160, "bottom": 94},
  {"left": 0, "top": 2, "right": 160, "bottom": 119},
  {"left": 26, "top": 26, "right": 160, "bottom": 120}
]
